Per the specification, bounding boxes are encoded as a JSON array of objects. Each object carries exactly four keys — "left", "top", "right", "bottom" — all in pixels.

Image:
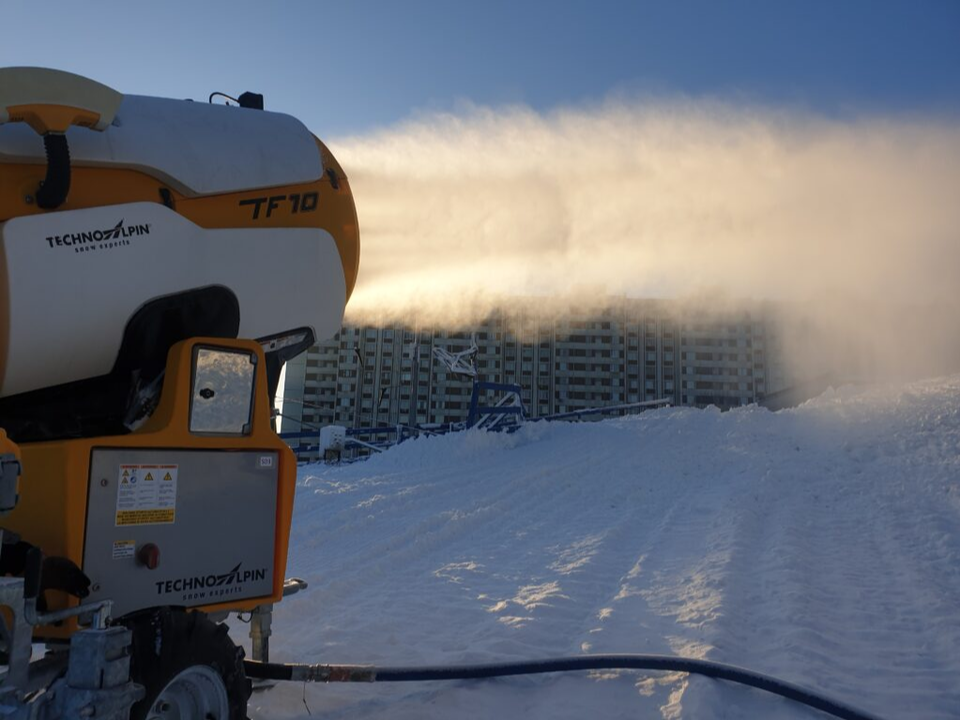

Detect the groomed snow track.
[{"left": 251, "top": 376, "right": 960, "bottom": 719}]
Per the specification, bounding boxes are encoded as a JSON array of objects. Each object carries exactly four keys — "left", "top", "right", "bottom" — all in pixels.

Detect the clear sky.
[{"left": 2, "top": 1, "right": 958, "bottom": 137}]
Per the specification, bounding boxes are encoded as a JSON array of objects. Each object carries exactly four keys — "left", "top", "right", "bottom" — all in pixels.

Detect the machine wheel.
[{"left": 124, "top": 608, "right": 251, "bottom": 720}]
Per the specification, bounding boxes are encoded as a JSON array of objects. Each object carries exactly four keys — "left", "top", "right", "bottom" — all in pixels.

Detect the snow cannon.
[
  {"left": 0, "top": 67, "right": 359, "bottom": 438},
  {"left": 0, "top": 68, "right": 356, "bottom": 720}
]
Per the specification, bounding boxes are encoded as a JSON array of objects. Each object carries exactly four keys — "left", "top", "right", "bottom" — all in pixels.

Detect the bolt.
[
  {"left": 24, "top": 195, "right": 34, "bottom": 205},
  {"left": 91, "top": 583, "right": 100, "bottom": 593},
  {"left": 100, "top": 478, "right": 109, "bottom": 487}
]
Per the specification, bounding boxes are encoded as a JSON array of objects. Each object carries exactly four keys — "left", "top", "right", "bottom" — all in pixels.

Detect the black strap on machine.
[
  {"left": 1, "top": 538, "right": 91, "bottom": 608},
  {"left": 35, "top": 133, "right": 71, "bottom": 210}
]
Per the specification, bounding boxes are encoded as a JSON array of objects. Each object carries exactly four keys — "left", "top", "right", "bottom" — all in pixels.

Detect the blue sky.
[{"left": 2, "top": 1, "right": 958, "bottom": 136}]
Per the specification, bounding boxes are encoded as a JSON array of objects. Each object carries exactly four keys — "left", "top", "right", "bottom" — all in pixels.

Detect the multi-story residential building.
[{"left": 279, "top": 298, "right": 786, "bottom": 458}]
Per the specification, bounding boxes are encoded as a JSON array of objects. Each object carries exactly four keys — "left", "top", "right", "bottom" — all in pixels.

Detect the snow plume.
[{"left": 330, "top": 99, "right": 960, "bottom": 381}]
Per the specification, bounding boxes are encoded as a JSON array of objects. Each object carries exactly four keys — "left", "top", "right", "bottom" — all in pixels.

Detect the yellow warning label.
[
  {"left": 116, "top": 464, "right": 178, "bottom": 526},
  {"left": 116, "top": 509, "right": 175, "bottom": 526}
]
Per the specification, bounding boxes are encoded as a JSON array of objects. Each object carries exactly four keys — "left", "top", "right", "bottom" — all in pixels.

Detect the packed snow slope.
[{"left": 252, "top": 377, "right": 960, "bottom": 720}]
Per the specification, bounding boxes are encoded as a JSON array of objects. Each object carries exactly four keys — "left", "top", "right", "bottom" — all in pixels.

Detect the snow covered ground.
[{"left": 250, "top": 376, "right": 960, "bottom": 720}]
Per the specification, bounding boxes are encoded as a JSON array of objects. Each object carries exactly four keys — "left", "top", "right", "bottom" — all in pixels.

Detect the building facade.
[{"left": 279, "top": 298, "right": 786, "bottom": 456}]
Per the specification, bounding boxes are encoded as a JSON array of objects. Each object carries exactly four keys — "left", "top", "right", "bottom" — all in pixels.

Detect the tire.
[{"left": 123, "top": 608, "right": 251, "bottom": 720}]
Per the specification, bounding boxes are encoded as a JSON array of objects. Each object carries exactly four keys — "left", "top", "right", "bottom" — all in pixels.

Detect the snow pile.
[{"left": 252, "top": 377, "right": 960, "bottom": 719}]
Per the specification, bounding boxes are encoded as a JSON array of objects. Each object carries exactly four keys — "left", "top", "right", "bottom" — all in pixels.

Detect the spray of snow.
[{"left": 330, "top": 100, "right": 960, "bottom": 381}]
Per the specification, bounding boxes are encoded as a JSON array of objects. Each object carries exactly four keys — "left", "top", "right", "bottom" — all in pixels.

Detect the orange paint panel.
[
  {"left": 3, "top": 103, "right": 101, "bottom": 134},
  {"left": 0, "top": 134, "right": 359, "bottom": 302},
  {"left": 3, "top": 338, "right": 297, "bottom": 639}
]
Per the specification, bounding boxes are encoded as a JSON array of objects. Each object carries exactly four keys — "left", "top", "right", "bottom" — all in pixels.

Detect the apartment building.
[{"left": 279, "top": 298, "right": 785, "bottom": 452}]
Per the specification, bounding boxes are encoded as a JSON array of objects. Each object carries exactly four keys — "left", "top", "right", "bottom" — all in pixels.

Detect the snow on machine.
[{"left": 0, "top": 67, "right": 358, "bottom": 719}]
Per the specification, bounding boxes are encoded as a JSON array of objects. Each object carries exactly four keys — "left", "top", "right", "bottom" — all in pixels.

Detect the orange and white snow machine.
[{"left": 0, "top": 67, "right": 358, "bottom": 720}]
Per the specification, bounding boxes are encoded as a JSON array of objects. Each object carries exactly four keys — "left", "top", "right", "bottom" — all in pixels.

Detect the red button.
[{"left": 137, "top": 543, "right": 160, "bottom": 570}]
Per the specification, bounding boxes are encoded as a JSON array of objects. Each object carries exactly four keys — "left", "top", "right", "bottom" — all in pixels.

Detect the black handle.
[
  {"left": 35, "top": 133, "right": 71, "bottom": 210},
  {"left": 23, "top": 546, "right": 42, "bottom": 600}
]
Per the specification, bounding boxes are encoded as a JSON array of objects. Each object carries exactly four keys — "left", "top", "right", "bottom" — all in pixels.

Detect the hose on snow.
[{"left": 245, "top": 653, "right": 883, "bottom": 720}]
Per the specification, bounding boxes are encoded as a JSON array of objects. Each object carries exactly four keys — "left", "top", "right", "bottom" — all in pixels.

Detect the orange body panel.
[
  {"left": 0, "top": 138, "right": 359, "bottom": 302},
  {"left": 2, "top": 338, "right": 297, "bottom": 638},
  {"left": 3, "top": 103, "right": 102, "bottom": 135}
]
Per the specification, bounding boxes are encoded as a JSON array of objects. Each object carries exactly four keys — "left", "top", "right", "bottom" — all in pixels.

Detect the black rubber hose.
[
  {"left": 245, "top": 654, "right": 883, "bottom": 720},
  {"left": 35, "top": 133, "right": 71, "bottom": 210}
]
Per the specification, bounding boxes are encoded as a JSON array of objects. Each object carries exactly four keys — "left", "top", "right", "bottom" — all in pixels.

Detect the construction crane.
[{"left": 0, "top": 67, "right": 359, "bottom": 719}]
